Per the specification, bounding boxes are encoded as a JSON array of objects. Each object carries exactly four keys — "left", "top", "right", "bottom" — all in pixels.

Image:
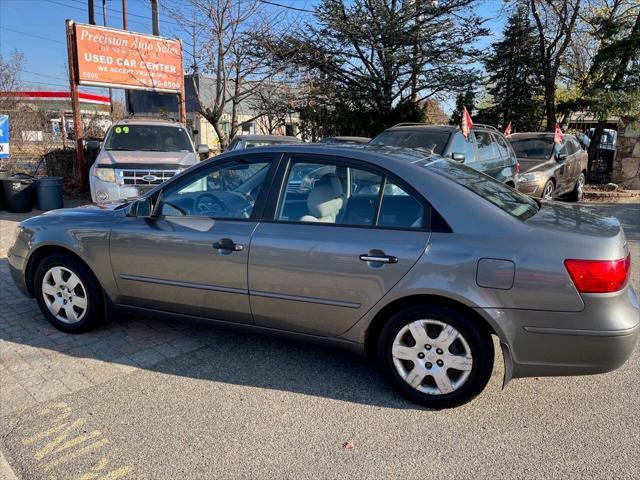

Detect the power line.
[
  {"left": 44, "top": 0, "right": 152, "bottom": 30},
  {"left": 0, "top": 26, "right": 66, "bottom": 45},
  {"left": 257, "top": 0, "right": 314, "bottom": 13}
]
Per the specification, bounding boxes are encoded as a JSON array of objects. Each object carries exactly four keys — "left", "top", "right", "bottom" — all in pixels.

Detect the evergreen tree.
[
  {"left": 450, "top": 87, "right": 476, "bottom": 125},
  {"left": 479, "top": 4, "right": 544, "bottom": 131}
]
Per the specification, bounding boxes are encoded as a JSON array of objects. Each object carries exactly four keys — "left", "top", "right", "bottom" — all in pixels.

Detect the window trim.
[{"left": 263, "top": 153, "right": 437, "bottom": 232}]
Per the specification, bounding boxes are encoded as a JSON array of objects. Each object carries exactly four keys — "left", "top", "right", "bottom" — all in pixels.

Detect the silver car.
[
  {"left": 7, "top": 145, "right": 638, "bottom": 409},
  {"left": 89, "top": 119, "right": 209, "bottom": 204}
]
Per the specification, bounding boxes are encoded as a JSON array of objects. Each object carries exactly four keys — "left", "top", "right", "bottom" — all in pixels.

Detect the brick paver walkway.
[{"left": 0, "top": 206, "right": 228, "bottom": 416}]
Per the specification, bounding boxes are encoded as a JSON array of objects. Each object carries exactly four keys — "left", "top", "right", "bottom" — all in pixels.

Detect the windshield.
[
  {"left": 370, "top": 130, "right": 449, "bottom": 154},
  {"left": 104, "top": 124, "right": 193, "bottom": 152},
  {"left": 428, "top": 159, "right": 539, "bottom": 221},
  {"left": 509, "top": 137, "right": 553, "bottom": 159}
]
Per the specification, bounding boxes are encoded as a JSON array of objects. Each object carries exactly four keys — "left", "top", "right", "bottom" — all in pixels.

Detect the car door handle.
[
  {"left": 359, "top": 254, "right": 398, "bottom": 264},
  {"left": 213, "top": 238, "right": 244, "bottom": 252}
]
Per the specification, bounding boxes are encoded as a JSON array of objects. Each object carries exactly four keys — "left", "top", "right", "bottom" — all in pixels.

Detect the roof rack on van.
[{"left": 392, "top": 122, "right": 427, "bottom": 127}]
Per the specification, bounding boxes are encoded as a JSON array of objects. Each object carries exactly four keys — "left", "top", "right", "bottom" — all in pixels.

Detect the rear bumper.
[{"left": 484, "top": 285, "right": 639, "bottom": 379}]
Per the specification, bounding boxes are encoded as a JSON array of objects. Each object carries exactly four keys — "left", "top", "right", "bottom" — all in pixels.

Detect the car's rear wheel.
[
  {"left": 567, "top": 172, "right": 585, "bottom": 202},
  {"left": 542, "top": 180, "right": 555, "bottom": 200},
  {"left": 377, "top": 304, "right": 494, "bottom": 409},
  {"left": 34, "top": 253, "right": 105, "bottom": 333}
]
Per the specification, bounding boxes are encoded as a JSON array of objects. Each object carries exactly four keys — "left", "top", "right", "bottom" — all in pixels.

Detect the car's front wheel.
[
  {"left": 542, "top": 180, "right": 555, "bottom": 200},
  {"left": 377, "top": 304, "right": 494, "bottom": 409},
  {"left": 34, "top": 253, "right": 105, "bottom": 333}
]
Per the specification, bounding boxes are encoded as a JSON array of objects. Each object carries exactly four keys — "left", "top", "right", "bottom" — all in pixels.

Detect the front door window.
[{"left": 159, "top": 160, "right": 271, "bottom": 218}]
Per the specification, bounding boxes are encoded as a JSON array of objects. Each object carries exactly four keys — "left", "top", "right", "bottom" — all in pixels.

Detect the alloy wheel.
[
  {"left": 41, "top": 266, "right": 88, "bottom": 324},
  {"left": 576, "top": 174, "right": 585, "bottom": 198},
  {"left": 391, "top": 319, "right": 473, "bottom": 395},
  {"left": 543, "top": 182, "right": 554, "bottom": 200}
]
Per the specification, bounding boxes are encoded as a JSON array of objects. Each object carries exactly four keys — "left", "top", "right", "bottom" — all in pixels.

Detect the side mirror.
[
  {"left": 451, "top": 152, "right": 465, "bottom": 162},
  {"left": 128, "top": 197, "right": 154, "bottom": 218},
  {"left": 197, "top": 144, "right": 209, "bottom": 155},
  {"left": 556, "top": 151, "right": 567, "bottom": 162},
  {"left": 86, "top": 140, "right": 101, "bottom": 153},
  {"left": 192, "top": 129, "right": 199, "bottom": 135}
]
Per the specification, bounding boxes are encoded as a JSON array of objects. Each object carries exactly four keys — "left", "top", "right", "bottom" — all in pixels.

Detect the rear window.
[
  {"left": 509, "top": 137, "right": 553, "bottom": 159},
  {"left": 370, "top": 130, "right": 449, "bottom": 154},
  {"left": 427, "top": 159, "right": 539, "bottom": 221}
]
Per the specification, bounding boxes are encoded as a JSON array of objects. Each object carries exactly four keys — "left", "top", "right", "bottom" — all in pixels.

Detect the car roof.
[
  {"left": 236, "top": 135, "right": 302, "bottom": 142},
  {"left": 113, "top": 117, "right": 184, "bottom": 127},
  {"left": 383, "top": 124, "right": 457, "bottom": 134},
  {"left": 216, "top": 143, "right": 439, "bottom": 172}
]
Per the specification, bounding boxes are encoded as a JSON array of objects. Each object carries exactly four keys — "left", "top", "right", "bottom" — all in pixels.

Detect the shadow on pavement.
[{"left": 0, "top": 256, "right": 416, "bottom": 411}]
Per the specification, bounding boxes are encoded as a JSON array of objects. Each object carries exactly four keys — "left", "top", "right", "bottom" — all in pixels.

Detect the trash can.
[
  {"left": 2, "top": 174, "right": 35, "bottom": 213},
  {"left": 36, "top": 176, "right": 64, "bottom": 211},
  {"left": 0, "top": 169, "right": 9, "bottom": 210}
]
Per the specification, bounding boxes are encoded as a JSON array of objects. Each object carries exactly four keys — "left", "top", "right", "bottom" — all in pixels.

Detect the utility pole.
[
  {"left": 122, "top": 0, "right": 127, "bottom": 30},
  {"left": 150, "top": 0, "right": 160, "bottom": 35},
  {"left": 88, "top": 0, "right": 96, "bottom": 24},
  {"left": 102, "top": 0, "right": 114, "bottom": 115}
]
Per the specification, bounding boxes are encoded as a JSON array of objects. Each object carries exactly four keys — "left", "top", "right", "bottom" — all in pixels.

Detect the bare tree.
[
  {"left": 528, "top": 0, "right": 582, "bottom": 131},
  {"left": 250, "top": 82, "right": 293, "bottom": 134},
  {"left": 168, "top": 0, "right": 282, "bottom": 151}
]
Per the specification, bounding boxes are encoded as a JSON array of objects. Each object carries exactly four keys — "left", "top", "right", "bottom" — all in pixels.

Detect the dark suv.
[{"left": 370, "top": 124, "right": 519, "bottom": 187}]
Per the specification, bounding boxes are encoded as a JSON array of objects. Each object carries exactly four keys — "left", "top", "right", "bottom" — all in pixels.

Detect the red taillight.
[
  {"left": 564, "top": 254, "right": 631, "bottom": 293},
  {"left": 516, "top": 162, "right": 521, "bottom": 174}
]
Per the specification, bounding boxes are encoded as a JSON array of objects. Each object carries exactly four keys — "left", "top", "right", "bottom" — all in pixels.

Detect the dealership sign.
[
  {"left": 0, "top": 115, "right": 9, "bottom": 158},
  {"left": 74, "top": 23, "right": 183, "bottom": 93}
]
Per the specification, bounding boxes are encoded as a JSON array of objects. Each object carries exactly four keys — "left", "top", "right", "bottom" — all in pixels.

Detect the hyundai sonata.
[{"left": 8, "top": 145, "right": 638, "bottom": 409}]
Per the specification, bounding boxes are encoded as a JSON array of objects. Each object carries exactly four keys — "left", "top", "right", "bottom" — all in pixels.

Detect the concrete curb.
[
  {"left": 0, "top": 450, "right": 18, "bottom": 480},
  {"left": 584, "top": 190, "right": 640, "bottom": 200}
]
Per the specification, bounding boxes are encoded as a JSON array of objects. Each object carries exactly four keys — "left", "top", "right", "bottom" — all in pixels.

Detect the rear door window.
[
  {"left": 492, "top": 133, "right": 511, "bottom": 160},
  {"left": 474, "top": 131, "right": 498, "bottom": 161}
]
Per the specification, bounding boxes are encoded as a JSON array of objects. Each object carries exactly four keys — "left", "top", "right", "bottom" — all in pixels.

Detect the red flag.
[
  {"left": 504, "top": 122, "right": 512, "bottom": 137},
  {"left": 461, "top": 106, "right": 473, "bottom": 140},
  {"left": 554, "top": 124, "right": 564, "bottom": 144}
]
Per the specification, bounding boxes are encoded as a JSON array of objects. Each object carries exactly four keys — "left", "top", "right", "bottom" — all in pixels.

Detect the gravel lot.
[{"left": 1, "top": 200, "right": 638, "bottom": 480}]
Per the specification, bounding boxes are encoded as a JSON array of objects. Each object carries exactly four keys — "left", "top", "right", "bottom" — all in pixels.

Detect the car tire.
[
  {"left": 542, "top": 180, "right": 555, "bottom": 200},
  {"left": 34, "top": 253, "right": 105, "bottom": 333},
  {"left": 377, "top": 304, "right": 494, "bottom": 409},
  {"left": 567, "top": 172, "right": 585, "bottom": 202}
]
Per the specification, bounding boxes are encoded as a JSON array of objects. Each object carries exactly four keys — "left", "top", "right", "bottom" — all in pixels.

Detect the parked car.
[
  {"left": 228, "top": 134, "right": 301, "bottom": 150},
  {"left": 370, "top": 123, "right": 519, "bottom": 187},
  {"left": 319, "top": 136, "right": 371, "bottom": 144},
  {"left": 88, "top": 118, "right": 209, "bottom": 204},
  {"left": 510, "top": 133, "right": 587, "bottom": 201},
  {"left": 8, "top": 145, "right": 637, "bottom": 409}
]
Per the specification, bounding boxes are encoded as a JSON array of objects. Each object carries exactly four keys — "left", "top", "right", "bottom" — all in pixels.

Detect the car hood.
[
  {"left": 31, "top": 201, "right": 129, "bottom": 220},
  {"left": 518, "top": 157, "right": 554, "bottom": 174},
  {"left": 95, "top": 150, "right": 197, "bottom": 167}
]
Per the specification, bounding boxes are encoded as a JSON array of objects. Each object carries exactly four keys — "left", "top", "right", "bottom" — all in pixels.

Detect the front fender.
[{"left": 19, "top": 215, "right": 117, "bottom": 300}]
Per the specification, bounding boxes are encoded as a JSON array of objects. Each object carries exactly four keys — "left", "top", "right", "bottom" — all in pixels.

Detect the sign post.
[
  {"left": 66, "top": 19, "right": 86, "bottom": 188},
  {"left": 0, "top": 115, "right": 9, "bottom": 160},
  {"left": 65, "top": 21, "right": 185, "bottom": 188}
]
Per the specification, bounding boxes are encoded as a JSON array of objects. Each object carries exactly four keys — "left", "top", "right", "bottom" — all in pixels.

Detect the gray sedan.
[{"left": 7, "top": 145, "right": 638, "bottom": 409}]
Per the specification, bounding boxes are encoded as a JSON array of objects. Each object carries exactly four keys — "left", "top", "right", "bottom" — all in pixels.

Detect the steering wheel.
[{"left": 195, "top": 192, "right": 230, "bottom": 216}]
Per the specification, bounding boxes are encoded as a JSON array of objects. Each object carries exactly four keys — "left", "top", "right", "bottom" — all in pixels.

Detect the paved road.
[{"left": 1, "top": 201, "right": 638, "bottom": 479}]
